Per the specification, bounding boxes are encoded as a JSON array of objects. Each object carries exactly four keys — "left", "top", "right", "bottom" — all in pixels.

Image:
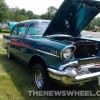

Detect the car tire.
[
  {"left": 33, "top": 63, "right": 52, "bottom": 90},
  {"left": 7, "top": 49, "right": 13, "bottom": 59}
]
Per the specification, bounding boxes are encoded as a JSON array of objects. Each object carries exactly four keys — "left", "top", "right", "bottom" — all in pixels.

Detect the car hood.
[{"left": 43, "top": 0, "right": 100, "bottom": 37}]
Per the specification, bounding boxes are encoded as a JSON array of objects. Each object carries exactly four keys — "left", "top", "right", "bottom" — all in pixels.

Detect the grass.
[
  {"left": 0, "top": 28, "right": 10, "bottom": 34},
  {"left": 0, "top": 39, "right": 100, "bottom": 100}
]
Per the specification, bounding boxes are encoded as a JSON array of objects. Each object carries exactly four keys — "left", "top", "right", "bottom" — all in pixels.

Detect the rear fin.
[{"left": 8, "top": 22, "right": 18, "bottom": 32}]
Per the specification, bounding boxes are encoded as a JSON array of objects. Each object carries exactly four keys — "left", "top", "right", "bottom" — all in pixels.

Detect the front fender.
[{"left": 23, "top": 37, "right": 76, "bottom": 70}]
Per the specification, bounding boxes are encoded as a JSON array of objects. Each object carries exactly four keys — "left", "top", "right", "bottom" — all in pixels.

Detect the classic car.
[{"left": 2, "top": 0, "right": 100, "bottom": 90}]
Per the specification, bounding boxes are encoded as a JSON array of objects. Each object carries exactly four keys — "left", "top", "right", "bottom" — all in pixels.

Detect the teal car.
[{"left": 2, "top": 0, "right": 100, "bottom": 90}]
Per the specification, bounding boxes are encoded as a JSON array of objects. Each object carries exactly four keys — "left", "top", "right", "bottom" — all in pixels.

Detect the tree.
[
  {"left": 41, "top": 14, "right": 48, "bottom": 19},
  {"left": 0, "top": 1, "right": 57, "bottom": 22},
  {"left": 41, "top": 6, "right": 57, "bottom": 20},
  {"left": 27, "top": 10, "right": 34, "bottom": 19},
  {"left": 34, "top": 14, "right": 41, "bottom": 19},
  {"left": 0, "top": 0, "right": 8, "bottom": 11},
  {"left": 92, "top": 17, "right": 100, "bottom": 27},
  {"left": 9, "top": 7, "right": 28, "bottom": 22},
  {"left": 84, "top": 17, "right": 100, "bottom": 31},
  {"left": 20, "top": 9, "right": 27, "bottom": 16},
  {"left": 46, "top": 6, "right": 57, "bottom": 19},
  {"left": 0, "top": 0, "right": 8, "bottom": 22}
]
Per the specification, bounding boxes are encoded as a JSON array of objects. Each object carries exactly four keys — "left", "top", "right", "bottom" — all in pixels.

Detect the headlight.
[{"left": 61, "top": 47, "right": 75, "bottom": 61}]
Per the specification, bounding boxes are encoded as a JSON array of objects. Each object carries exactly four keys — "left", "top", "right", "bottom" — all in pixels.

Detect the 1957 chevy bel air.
[{"left": 2, "top": 0, "right": 100, "bottom": 90}]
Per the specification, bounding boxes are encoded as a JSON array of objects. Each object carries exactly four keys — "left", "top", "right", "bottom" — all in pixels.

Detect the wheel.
[
  {"left": 7, "top": 49, "right": 13, "bottom": 59},
  {"left": 33, "top": 63, "right": 52, "bottom": 90}
]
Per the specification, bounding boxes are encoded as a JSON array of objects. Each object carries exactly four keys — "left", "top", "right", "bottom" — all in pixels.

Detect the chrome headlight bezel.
[{"left": 60, "top": 46, "right": 76, "bottom": 61}]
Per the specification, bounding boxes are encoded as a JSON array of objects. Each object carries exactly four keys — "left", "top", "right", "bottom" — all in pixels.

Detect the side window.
[
  {"left": 18, "top": 24, "right": 28, "bottom": 36},
  {"left": 28, "top": 22, "right": 50, "bottom": 35},
  {"left": 28, "top": 23, "right": 42, "bottom": 35},
  {"left": 28, "top": 23, "right": 39, "bottom": 35},
  {"left": 11, "top": 26, "right": 18, "bottom": 36}
]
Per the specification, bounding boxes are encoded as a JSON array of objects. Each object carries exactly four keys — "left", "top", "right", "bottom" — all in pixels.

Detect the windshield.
[{"left": 28, "top": 22, "right": 50, "bottom": 35}]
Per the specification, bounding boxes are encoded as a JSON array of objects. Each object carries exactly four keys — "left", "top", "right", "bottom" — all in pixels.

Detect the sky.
[
  {"left": 5, "top": 0, "right": 100, "bottom": 17},
  {"left": 5, "top": 0, "right": 64, "bottom": 15}
]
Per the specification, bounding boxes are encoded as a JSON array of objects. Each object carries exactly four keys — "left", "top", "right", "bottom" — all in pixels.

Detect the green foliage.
[
  {"left": 0, "top": 28, "right": 10, "bottom": 33},
  {"left": 1, "top": 0, "right": 100, "bottom": 32},
  {"left": 0, "top": 0, "right": 9, "bottom": 22},
  {"left": 0, "top": 28, "right": 2, "bottom": 32},
  {"left": 93, "top": 17, "right": 100, "bottom": 26},
  {"left": 8, "top": 7, "right": 29, "bottom": 22},
  {"left": 46, "top": 6, "right": 57, "bottom": 19},
  {"left": 85, "top": 17, "right": 100, "bottom": 31},
  {"left": 27, "top": 10, "right": 34, "bottom": 19},
  {"left": 0, "top": 30, "right": 10, "bottom": 33},
  {"left": 0, "top": 0, "right": 58, "bottom": 22},
  {"left": 41, "top": 6, "right": 57, "bottom": 20}
]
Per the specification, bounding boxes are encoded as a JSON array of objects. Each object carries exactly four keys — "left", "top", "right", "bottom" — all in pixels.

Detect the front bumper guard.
[{"left": 48, "top": 62, "right": 100, "bottom": 85}]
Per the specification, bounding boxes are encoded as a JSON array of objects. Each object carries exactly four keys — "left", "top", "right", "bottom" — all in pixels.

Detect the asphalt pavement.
[{"left": 81, "top": 31, "right": 100, "bottom": 38}]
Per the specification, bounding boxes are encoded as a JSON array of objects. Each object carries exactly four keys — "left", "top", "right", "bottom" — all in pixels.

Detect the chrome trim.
[
  {"left": 34, "top": 48, "right": 59, "bottom": 57},
  {"left": 48, "top": 68, "right": 68, "bottom": 76},
  {"left": 45, "top": 34, "right": 71, "bottom": 38},
  {"left": 48, "top": 68, "right": 77, "bottom": 76},
  {"left": 48, "top": 68, "right": 100, "bottom": 85},
  {"left": 75, "top": 72, "right": 100, "bottom": 80},
  {"left": 20, "top": 44, "right": 59, "bottom": 58},
  {"left": 80, "top": 63, "right": 95, "bottom": 69},
  {"left": 79, "top": 57, "right": 99, "bottom": 61},
  {"left": 48, "top": 63, "right": 100, "bottom": 85},
  {"left": 59, "top": 61, "right": 78, "bottom": 71}
]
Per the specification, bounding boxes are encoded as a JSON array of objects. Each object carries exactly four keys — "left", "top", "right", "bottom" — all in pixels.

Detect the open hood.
[{"left": 43, "top": 0, "right": 100, "bottom": 37}]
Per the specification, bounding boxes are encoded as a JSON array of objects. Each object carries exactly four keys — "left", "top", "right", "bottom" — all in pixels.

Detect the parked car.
[{"left": 2, "top": 0, "right": 100, "bottom": 90}]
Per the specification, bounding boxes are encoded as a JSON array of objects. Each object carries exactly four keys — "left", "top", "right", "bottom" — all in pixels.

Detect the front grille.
[
  {"left": 89, "top": 68, "right": 100, "bottom": 73},
  {"left": 78, "top": 58, "right": 100, "bottom": 73},
  {"left": 78, "top": 58, "right": 100, "bottom": 66}
]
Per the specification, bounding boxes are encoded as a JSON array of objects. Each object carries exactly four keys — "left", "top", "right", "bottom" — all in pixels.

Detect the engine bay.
[{"left": 49, "top": 35, "right": 99, "bottom": 59}]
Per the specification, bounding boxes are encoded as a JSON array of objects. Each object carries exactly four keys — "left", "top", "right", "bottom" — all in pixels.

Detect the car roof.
[{"left": 18, "top": 19, "right": 51, "bottom": 25}]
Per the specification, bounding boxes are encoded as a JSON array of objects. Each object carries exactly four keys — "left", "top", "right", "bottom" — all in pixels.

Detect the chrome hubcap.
[{"left": 34, "top": 70, "right": 44, "bottom": 89}]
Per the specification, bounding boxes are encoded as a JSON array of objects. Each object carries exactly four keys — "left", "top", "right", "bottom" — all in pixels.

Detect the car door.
[
  {"left": 10, "top": 24, "right": 28, "bottom": 59},
  {"left": 9, "top": 25, "right": 19, "bottom": 56},
  {"left": 16, "top": 22, "right": 43, "bottom": 63},
  {"left": 16, "top": 24, "right": 29, "bottom": 62}
]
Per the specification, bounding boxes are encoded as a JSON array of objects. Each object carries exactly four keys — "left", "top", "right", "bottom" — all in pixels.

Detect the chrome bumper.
[{"left": 48, "top": 61, "right": 100, "bottom": 85}]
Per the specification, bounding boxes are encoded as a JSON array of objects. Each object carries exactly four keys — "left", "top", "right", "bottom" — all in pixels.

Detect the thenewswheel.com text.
[{"left": 28, "top": 90, "right": 100, "bottom": 96}]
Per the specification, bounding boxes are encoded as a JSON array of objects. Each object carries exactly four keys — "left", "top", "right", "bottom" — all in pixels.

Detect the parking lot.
[{"left": 81, "top": 31, "right": 100, "bottom": 38}]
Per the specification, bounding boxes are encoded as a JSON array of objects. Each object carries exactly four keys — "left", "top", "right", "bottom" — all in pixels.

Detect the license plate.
[{"left": 98, "top": 76, "right": 100, "bottom": 86}]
